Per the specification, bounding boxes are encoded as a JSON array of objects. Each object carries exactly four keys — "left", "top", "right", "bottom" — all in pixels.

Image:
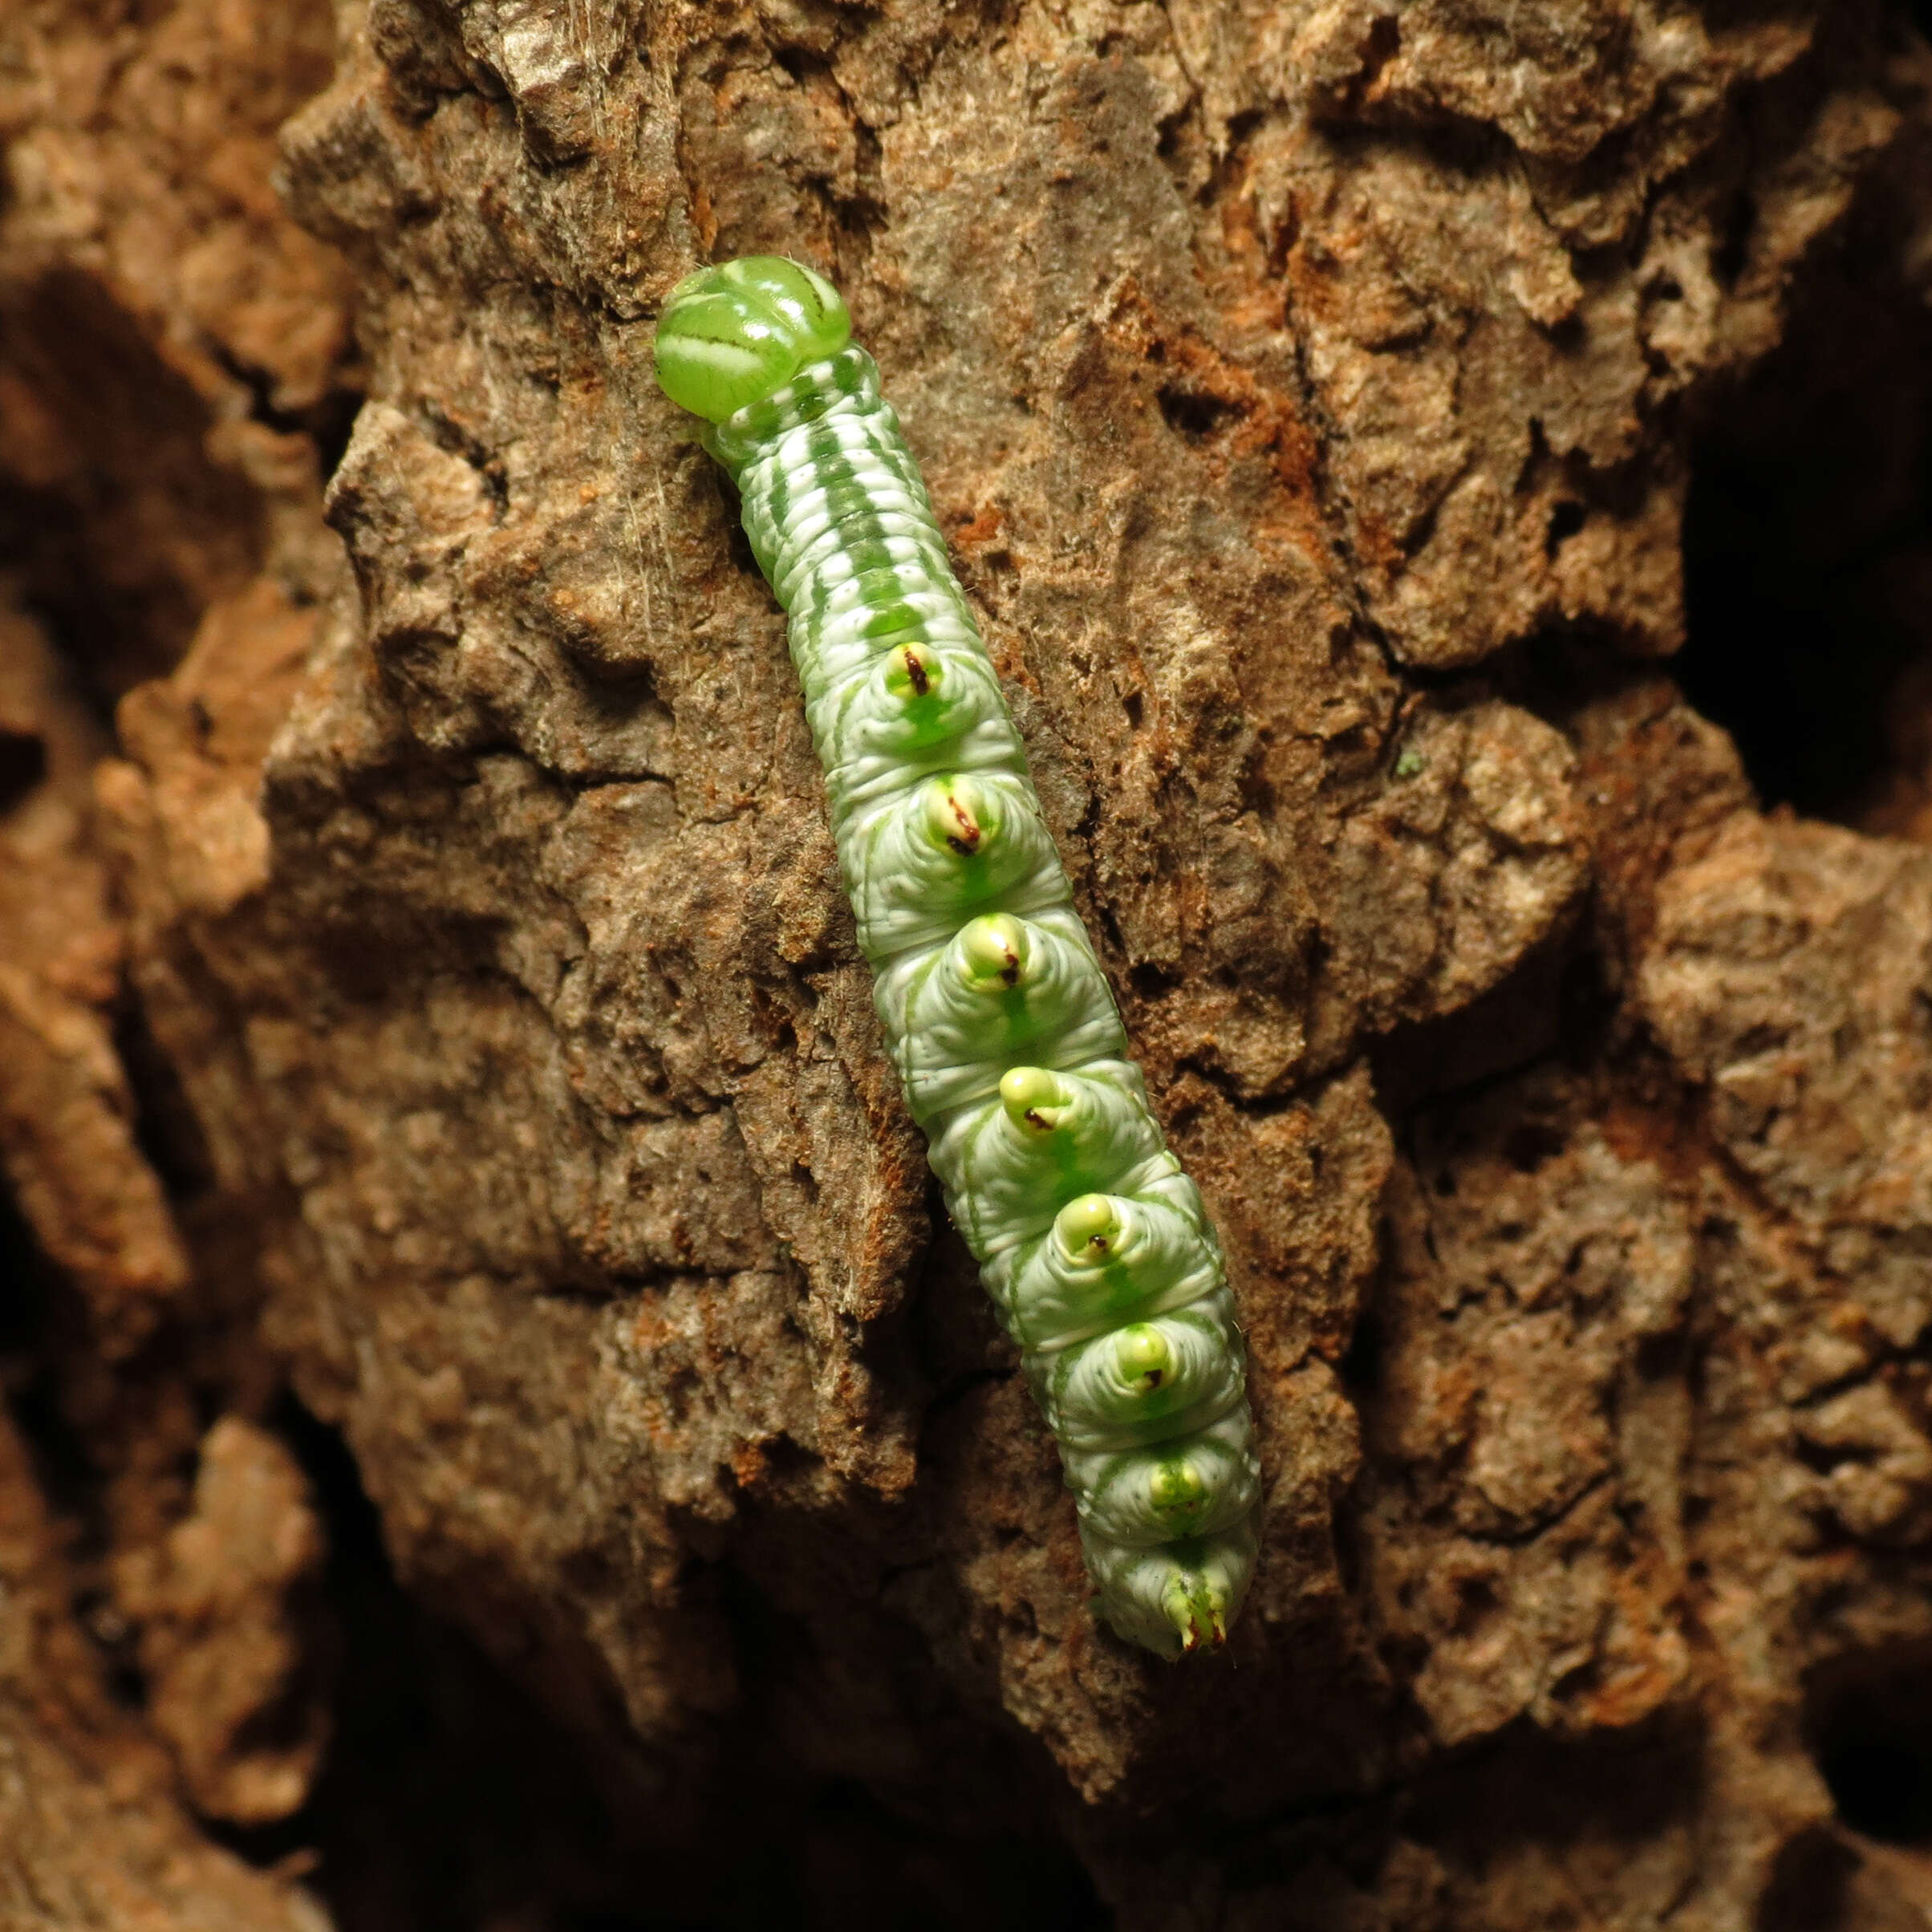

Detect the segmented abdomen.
[{"left": 659, "top": 265, "right": 1260, "bottom": 1658}]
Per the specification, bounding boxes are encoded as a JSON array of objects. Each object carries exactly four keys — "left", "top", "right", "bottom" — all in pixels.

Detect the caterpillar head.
[{"left": 653, "top": 256, "right": 851, "bottom": 421}]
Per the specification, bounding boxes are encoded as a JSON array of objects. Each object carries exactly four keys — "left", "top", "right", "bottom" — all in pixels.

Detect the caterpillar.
[{"left": 651, "top": 257, "right": 1260, "bottom": 1658}]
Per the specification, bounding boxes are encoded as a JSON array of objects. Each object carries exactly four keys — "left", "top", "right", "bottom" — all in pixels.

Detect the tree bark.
[{"left": 4, "top": 0, "right": 1932, "bottom": 1925}]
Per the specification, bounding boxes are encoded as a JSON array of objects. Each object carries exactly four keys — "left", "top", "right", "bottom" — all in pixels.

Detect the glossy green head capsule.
[{"left": 653, "top": 256, "right": 851, "bottom": 421}]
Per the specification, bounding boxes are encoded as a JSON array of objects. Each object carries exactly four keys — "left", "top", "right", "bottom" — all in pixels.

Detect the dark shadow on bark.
[
  {"left": 1678, "top": 152, "right": 1932, "bottom": 827},
  {"left": 223, "top": 1395, "right": 1113, "bottom": 1932},
  {"left": 1807, "top": 1639, "right": 1932, "bottom": 1847}
]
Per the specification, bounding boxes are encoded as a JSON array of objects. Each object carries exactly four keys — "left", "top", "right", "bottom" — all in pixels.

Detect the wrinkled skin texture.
[{"left": 2, "top": 0, "right": 1932, "bottom": 1924}]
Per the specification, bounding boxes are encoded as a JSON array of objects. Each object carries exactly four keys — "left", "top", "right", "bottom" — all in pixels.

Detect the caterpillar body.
[{"left": 652, "top": 258, "right": 1260, "bottom": 1658}]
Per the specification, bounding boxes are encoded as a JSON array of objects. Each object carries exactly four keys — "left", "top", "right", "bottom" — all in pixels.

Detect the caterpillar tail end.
[
  {"left": 1166, "top": 1570, "right": 1231, "bottom": 1656},
  {"left": 1084, "top": 1523, "right": 1260, "bottom": 1662}
]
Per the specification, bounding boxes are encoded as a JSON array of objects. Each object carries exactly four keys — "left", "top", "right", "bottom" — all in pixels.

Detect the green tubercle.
[
  {"left": 883, "top": 641, "right": 940, "bottom": 704},
  {"left": 1056, "top": 1192, "right": 1124, "bottom": 1260},
  {"left": 921, "top": 774, "right": 989, "bottom": 856},
  {"left": 1114, "top": 1323, "right": 1171, "bottom": 1390},
  {"left": 1000, "top": 1065, "right": 1071, "bottom": 1134},
  {"left": 1149, "top": 1453, "right": 1210, "bottom": 1519},
  {"left": 956, "top": 913, "right": 1028, "bottom": 989}
]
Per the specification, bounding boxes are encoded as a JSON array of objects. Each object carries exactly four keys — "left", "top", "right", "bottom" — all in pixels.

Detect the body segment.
[{"left": 653, "top": 257, "right": 1260, "bottom": 1657}]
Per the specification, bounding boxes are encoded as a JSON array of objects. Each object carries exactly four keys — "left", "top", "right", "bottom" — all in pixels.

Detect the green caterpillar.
[{"left": 652, "top": 257, "right": 1260, "bottom": 1658}]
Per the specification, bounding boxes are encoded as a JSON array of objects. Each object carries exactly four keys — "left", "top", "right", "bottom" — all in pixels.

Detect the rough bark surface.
[{"left": 4, "top": 0, "right": 1932, "bottom": 1925}]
